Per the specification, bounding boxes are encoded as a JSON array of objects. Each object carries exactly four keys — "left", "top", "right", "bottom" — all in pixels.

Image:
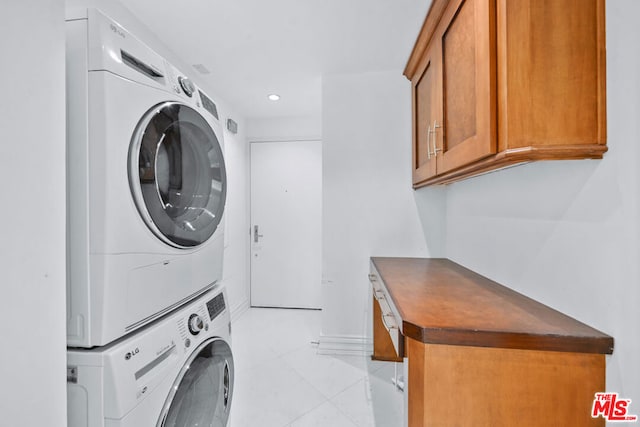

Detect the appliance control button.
[
  {"left": 178, "top": 76, "right": 195, "bottom": 97},
  {"left": 188, "top": 313, "right": 204, "bottom": 335},
  {"left": 184, "top": 338, "right": 191, "bottom": 348}
]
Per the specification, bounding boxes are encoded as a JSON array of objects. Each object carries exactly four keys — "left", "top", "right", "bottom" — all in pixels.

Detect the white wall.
[
  {"left": 434, "top": 0, "right": 640, "bottom": 407},
  {"left": 320, "top": 70, "right": 444, "bottom": 352},
  {"left": 0, "top": 2, "right": 67, "bottom": 426},
  {"left": 66, "top": 0, "right": 252, "bottom": 317},
  {"left": 247, "top": 115, "right": 321, "bottom": 142},
  {"left": 222, "top": 119, "right": 251, "bottom": 318}
]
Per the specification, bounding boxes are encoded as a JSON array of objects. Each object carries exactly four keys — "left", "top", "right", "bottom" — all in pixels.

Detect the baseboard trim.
[{"left": 317, "top": 334, "right": 373, "bottom": 356}]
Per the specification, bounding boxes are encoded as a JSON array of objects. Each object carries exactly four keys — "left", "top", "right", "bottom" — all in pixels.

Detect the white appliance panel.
[
  {"left": 66, "top": 8, "right": 227, "bottom": 347},
  {"left": 87, "top": 9, "right": 168, "bottom": 91},
  {"left": 68, "top": 287, "right": 233, "bottom": 427}
]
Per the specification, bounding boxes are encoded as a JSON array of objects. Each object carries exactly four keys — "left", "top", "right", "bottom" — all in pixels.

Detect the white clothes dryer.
[
  {"left": 66, "top": 9, "right": 227, "bottom": 347},
  {"left": 67, "top": 286, "right": 234, "bottom": 427}
]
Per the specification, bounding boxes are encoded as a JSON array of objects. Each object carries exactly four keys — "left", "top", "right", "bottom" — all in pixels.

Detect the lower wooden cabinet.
[
  {"left": 369, "top": 257, "right": 614, "bottom": 427},
  {"left": 406, "top": 339, "right": 605, "bottom": 426}
]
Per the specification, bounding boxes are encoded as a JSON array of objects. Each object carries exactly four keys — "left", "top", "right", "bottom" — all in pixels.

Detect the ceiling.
[{"left": 123, "top": 0, "right": 430, "bottom": 119}]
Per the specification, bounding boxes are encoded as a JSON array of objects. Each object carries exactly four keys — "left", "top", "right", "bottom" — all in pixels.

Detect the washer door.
[
  {"left": 130, "top": 102, "right": 226, "bottom": 248},
  {"left": 158, "top": 338, "right": 234, "bottom": 427}
]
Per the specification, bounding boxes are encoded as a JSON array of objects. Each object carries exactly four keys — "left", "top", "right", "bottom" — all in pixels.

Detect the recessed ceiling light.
[{"left": 267, "top": 94, "right": 281, "bottom": 101}]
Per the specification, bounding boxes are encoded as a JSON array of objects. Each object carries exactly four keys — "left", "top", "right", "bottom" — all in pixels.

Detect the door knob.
[{"left": 253, "top": 225, "right": 264, "bottom": 243}]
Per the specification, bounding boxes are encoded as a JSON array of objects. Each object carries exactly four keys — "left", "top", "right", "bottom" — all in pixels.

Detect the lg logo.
[
  {"left": 109, "top": 24, "right": 125, "bottom": 38},
  {"left": 125, "top": 347, "right": 140, "bottom": 360}
]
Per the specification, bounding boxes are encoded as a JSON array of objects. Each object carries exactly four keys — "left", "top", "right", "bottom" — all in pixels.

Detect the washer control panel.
[
  {"left": 175, "top": 291, "right": 227, "bottom": 349},
  {"left": 206, "top": 292, "right": 226, "bottom": 321},
  {"left": 188, "top": 313, "right": 204, "bottom": 335},
  {"left": 178, "top": 76, "right": 195, "bottom": 97},
  {"left": 178, "top": 302, "right": 209, "bottom": 348}
]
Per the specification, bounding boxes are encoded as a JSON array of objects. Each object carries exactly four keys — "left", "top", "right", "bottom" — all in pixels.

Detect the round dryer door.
[
  {"left": 158, "top": 338, "right": 234, "bottom": 427},
  {"left": 130, "top": 102, "right": 226, "bottom": 248}
]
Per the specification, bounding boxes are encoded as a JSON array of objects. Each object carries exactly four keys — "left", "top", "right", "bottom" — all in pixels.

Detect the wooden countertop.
[{"left": 371, "top": 257, "right": 614, "bottom": 354}]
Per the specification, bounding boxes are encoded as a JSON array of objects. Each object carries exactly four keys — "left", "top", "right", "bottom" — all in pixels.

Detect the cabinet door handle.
[
  {"left": 426, "top": 124, "right": 432, "bottom": 159},
  {"left": 432, "top": 120, "right": 442, "bottom": 156}
]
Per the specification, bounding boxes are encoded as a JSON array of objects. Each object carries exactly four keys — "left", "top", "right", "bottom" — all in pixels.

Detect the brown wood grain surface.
[
  {"left": 497, "top": 0, "right": 607, "bottom": 150},
  {"left": 371, "top": 257, "right": 613, "bottom": 354},
  {"left": 407, "top": 339, "right": 606, "bottom": 426},
  {"left": 437, "top": 0, "right": 497, "bottom": 174}
]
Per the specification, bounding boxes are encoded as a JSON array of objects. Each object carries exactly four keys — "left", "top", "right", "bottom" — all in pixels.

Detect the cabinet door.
[
  {"left": 435, "top": 0, "right": 497, "bottom": 174},
  {"left": 498, "top": 0, "right": 606, "bottom": 150},
  {"left": 412, "top": 40, "right": 441, "bottom": 185}
]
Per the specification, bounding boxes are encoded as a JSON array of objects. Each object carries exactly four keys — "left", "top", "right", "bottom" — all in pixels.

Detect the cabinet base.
[{"left": 414, "top": 144, "right": 607, "bottom": 187}]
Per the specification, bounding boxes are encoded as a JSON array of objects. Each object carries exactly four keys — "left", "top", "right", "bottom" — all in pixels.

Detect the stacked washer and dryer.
[{"left": 65, "top": 9, "right": 233, "bottom": 427}]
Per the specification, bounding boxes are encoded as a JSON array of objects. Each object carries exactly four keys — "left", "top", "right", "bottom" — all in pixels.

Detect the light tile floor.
[{"left": 229, "top": 308, "right": 404, "bottom": 427}]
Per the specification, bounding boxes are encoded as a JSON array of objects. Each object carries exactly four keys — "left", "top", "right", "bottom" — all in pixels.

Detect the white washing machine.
[
  {"left": 67, "top": 286, "right": 234, "bottom": 427},
  {"left": 66, "top": 9, "right": 227, "bottom": 347}
]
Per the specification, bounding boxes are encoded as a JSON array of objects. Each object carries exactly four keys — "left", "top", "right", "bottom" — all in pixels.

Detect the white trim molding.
[{"left": 317, "top": 334, "right": 373, "bottom": 356}]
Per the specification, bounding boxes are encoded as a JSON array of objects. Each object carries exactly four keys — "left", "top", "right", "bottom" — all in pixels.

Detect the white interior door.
[{"left": 250, "top": 140, "right": 322, "bottom": 309}]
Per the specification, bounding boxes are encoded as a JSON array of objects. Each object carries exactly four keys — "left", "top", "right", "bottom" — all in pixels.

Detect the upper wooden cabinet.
[{"left": 405, "top": 0, "right": 607, "bottom": 187}]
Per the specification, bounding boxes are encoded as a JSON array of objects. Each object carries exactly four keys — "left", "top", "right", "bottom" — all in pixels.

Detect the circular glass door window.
[
  {"left": 129, "top": 102, "right": 226, "bottom": 248},
  {"left": 158, "top": 338, "right": 234, "bottom": 427}
]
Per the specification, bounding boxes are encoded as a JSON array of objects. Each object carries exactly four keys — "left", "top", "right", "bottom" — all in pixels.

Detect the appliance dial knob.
[
  {"left": 188, "top": 314, "right": 204, "bottom": 335},
  {"left": 178, "top": 76, "right": 195, "bottom": 97}
]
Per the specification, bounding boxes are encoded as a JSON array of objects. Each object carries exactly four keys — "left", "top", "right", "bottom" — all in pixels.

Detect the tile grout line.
[{"left": 279, "top": 347, "right": 380, "bottom": 427}]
